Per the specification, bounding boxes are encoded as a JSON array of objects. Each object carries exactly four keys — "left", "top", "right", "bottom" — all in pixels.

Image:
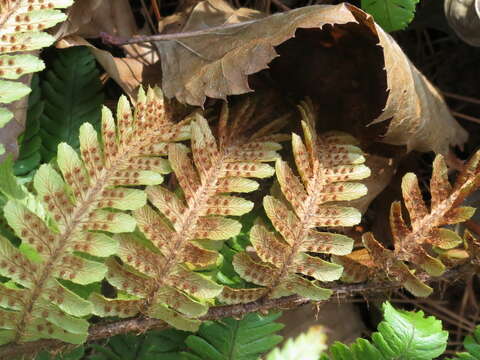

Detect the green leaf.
[
  {"left": 35, "top": 346, "right": 84, "bottom": 360},
  {"left": 182, "top": 312, "right": 284, "bottom": 360},
  {"left": 87, "top": 328, "right": 190, "bottom": 360},
  {"left": 447, "top": 326, "right": 480, "bottom": 360},
  {"left": 216, "top": 211, "right": 260, "bottom": 287},
  {"left": 14, "top": 74, "right": 43, "bottom": 176},
  {"left": 372, "top": 302, "right": 448, "bottom": 359},
  {"left": 265, "top": 326, "right": 327, "bottom": 360},
  {"left": 324, "top": 302, "right": 448, "bottom": 360},
  {"left": 39, "top": 46, "right": 104, "bottom": 162},
  {"left": 361, "top": 0, "right": 420, "bottom": 32}
]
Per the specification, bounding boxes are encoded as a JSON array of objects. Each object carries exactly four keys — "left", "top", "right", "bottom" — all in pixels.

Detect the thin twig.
[
  {"left": 451, "top": 111, "right": 480, "bottom": 125},
  {"left": 140, "top": 0, "right": 158, "bottom": 33},
  {"left": 0, "top": 266, "right": 470, "bottom": 359},
  {"left": 152, "top": 0, "right": 162, "bottom": 21},
  {"left": 270, "top": 0, "right": 291, "bottom": 11},
  {"left": 443, "top": 91, "right": 480, "bottom": 106},
  {"left": 100, "top": 19, "right": 260, "bottom": 46},
  {"left": 466, "top": 220, "right": 480, "bottom": 236}
]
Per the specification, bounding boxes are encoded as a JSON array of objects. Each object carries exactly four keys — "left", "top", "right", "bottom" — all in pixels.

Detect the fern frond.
[
  {"left": 220, "top": 100, "right": 370, "bottom": 304},
  {"left": 182, "top": 312, "right": 284, "bottom": 360},
  {"left": 91, "top": 100, "right": 285, "bottom": 331},
  {"left": 0, "top": 0, "right": 73, "bottom": 123},
  {"left": 338, "top": 152, "right": 480, "bottom": 297},
  {"left": 86, "top": 328, "right": 189, "bottom": 360},
  {"left": 0, "top": 87, "right": 188, "bottom": 344},
  {"left": 39, "top": 46, "right": 104, "bottom": 162},
  {"left": 13, "top": 74, "right": 42, "bottom": 176}
]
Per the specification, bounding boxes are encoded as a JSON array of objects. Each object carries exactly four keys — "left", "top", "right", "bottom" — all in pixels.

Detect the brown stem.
[
  {"left": 0, "top": 266, "right": 470, "bottom": 359},
  {"left": 100, "top": 19, "right": 260, "bottom": 46}
]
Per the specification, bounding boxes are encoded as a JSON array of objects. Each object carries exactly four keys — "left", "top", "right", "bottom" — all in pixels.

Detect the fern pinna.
[
  {"left": 90, "top": 101, "right": 286, "bottom": 331},
  {"left": 335, "top": 152, "right": 480, "bottom": 297},
  {"left": 0, "top": 87, "right": 188, "bottom": 344},
  {"left": 219, "top": 100, "right": 370, "bottom": 304},
  {"left": 0, "top": 0, "right": 73, "bottom": 123}
]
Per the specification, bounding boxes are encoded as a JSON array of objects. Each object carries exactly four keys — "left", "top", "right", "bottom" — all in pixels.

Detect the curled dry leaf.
[
  {"left": 155, "top": 1, "right": 466, "bottom": 154},
  {"left": 444, "top": 0, "right": 480, "bottom": 46},
  {"left": 56, "top": 0, "right": 137, "bottom": 39},
  {"left": 370, "top": 24, "right": 467, "bottom": 153}
]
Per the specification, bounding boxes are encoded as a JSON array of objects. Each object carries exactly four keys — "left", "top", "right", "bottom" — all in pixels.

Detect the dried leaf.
[
  {"left": 369, "top": 24, "right": 467, "bottom": 154},
  {"left": 56, "top": 0, "right": 160, "bottom": 97},
  {"left": 444, "top": 0, "right": 480, "bottom": 46},
  {"left": 56, "top": 0, "right": 137, "bottom": 39},
  {"left": 156, "top": 1, "right": 465, "bottom": 154},
  {"left": 157, "top": 3, "right": 357, "bottom": 106}
]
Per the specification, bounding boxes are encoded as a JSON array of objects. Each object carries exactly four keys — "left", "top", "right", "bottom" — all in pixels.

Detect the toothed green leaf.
[
  {"left": 446, "top": 326, "right": 480, "bottom": 360},
  {"left": 325, "top": 302, "right": 448, "bottom": 360},
  {"left": 361, "top": 0, "right": 419, "bottom": 32}
]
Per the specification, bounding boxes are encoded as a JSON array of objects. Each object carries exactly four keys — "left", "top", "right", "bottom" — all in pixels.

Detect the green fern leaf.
[
  {"left": 39, "top": 46, "right": 104, "bottom": 162},
  {"left": 181, "top": 312, "right": 284, "bottom": 360},
  {"left": 0, "top": 87, "right": 184, "bottom": 346},
  {"left": 216, "top": 211, "right": 258, "bottom": 287},
  {"left": 36, "top": 346, "right": 84, "bottom": 360},
  {"left": 86, "top": 329, "right": 189, "bottom": 360},
  {"left": 361, "top": 0, "right": 419, "bottom": 32}
]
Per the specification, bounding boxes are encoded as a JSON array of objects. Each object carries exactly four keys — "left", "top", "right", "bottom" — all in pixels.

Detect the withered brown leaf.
[{"left": 155, "top": 1, "right": 466, "bottom": 154}]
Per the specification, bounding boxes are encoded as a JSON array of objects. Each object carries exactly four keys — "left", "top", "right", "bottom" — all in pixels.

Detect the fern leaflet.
[
  {"left": 337, "top": 152, "right": 480, "bottom": 297},
  {"left": 39, "top": 46, "right": 104, "bottom": 162},
  {"left": 0, "top": 87, "right": 188, "bottom": 344},
  {"left": 182, "top": 312, "right": 284, "bottom": 360},
  {"left": 220, "top": 100, "right": 370, "bottom": 304},
  {"left": 13, "top": 74, "right": 42, "bottom": 176},
  {"left": 0, "top": 0, "right": 73, "bottom": 124},
  {"left": 91, "top": 100, "right": 286, "bottom": 331}
]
